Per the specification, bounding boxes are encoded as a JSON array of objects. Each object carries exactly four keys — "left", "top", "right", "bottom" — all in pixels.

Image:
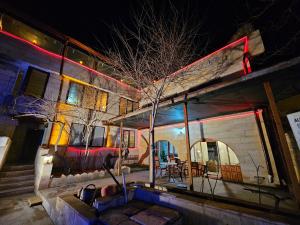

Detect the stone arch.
[
  {"left": 190, "top": 139, "right": 243, "bottom": 182},
  {"left": 154, "top": 140, "right": 178, "bottom": 162},
  {"left": 190, "top": 139, "right": 239, "bottom": 166}
]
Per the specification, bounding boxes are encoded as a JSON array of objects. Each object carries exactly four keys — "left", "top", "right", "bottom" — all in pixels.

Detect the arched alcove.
[
  {"left": 190, "top": 140, "right": 242, "bottom": 182},
  {"left": 155, "top": 140, "right": 177, "bottom": 162}
]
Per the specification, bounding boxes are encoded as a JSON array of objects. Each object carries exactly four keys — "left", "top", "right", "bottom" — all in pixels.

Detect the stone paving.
[
  {"left": 0, "top": 193, "right": 53, "bottom": 225},
  {"left": 156, "top": 173, "right": 299, "bottom": 213},
  {"left": 1, "top": 170, "right": 297, "bottom": 225}
]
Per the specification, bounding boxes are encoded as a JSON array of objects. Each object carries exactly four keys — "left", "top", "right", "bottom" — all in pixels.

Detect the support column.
[
  {"left": 183, "top": 101, "right": 193, "bottom": 190},
  {"left": 118, "top": 121, "right": 124, "bottom": 176},
  {"left": 264, "top": 81, "right": 300, "bottom": 206}
]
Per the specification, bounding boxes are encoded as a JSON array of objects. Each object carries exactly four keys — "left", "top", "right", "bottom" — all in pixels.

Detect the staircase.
[{"left": 0, "top": 164, "right": 35, "bottom": 197}]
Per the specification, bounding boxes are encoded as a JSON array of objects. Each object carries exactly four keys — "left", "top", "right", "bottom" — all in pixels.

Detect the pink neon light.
[
  {"left": 170, "top": 36, "right": 251, "bottom": 78},
  {"left": 66, "top": 146, "right": 137, "bottom": 154},
  {"left": 140, "top": 110, "right": 260, "bottom": 131},
  {"left": 0, "top": 30, "right": 139, "bottom": 91},
  {"left": 197, "top": 111, "right": 256, "bottom": 124}
]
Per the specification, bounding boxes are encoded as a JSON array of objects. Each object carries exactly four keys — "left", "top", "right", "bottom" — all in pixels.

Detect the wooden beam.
[
  {"left": 183, "top": 101, "right": 193, "bottom": 190},
  {"left": 264, "top": 81, "right": 300, "bottom": 206}
]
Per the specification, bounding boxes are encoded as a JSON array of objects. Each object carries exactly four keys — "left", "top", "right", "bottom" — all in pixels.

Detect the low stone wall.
[
  {"left": 44, "top": 187, "right": 292, "bottom": 225},
  {"left": 49, "top": 166, "right": 131, "bottom": 188},
  {"left": 49, "top": 170, "right": 108, "bottom": 188}
]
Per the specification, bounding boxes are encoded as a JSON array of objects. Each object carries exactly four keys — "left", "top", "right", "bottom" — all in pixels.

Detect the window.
[
  {"left": 24, "top": 67, "right": 49, "bottom": 98},
  {"left": 123, "top": 130, "right": 135, "bottom": 148},
  {"left": 90, "top": 126, "right": 105, "bottom": 147},
  {"left": 82, "top": 86, "right": 97, "bottom": 109},
  {"left": 66, "top": 82, "right": 84, "bottom": 106},
  {"left": 69, "top": 123, "right": 85, "bottom": 146},
  {"left": 207, "top": 142, "right": 219, "bottom": 163},
  {"left": 119, "top": 97, "right": 138, "bottom": 115},
  {"left": 119, "top": 98, "right": 127, "bottom": 115},
  {"left": 96, "top": 91, "right": 108, "bottom": 112}
]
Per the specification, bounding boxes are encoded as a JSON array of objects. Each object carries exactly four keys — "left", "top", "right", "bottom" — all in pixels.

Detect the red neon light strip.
[
  {"left": 1, "top": 29, "right": 251, "bottom": 93},
  {"left": 170, "top": 36, "right": 251, "bottom": 78},
  {"left": 0, "top": 30, "right": 139, "bottom": 91},
  {"left": 66, "top": 146, "right": 137, "bottom": 153}
]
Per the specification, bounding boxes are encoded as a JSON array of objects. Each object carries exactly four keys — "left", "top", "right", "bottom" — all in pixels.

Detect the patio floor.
[
  {"left": 155, "top": 171, "right": 298, "bottom": 213},
  {"left": 0, "top": 193, "right": 54, "bottom": 225}
]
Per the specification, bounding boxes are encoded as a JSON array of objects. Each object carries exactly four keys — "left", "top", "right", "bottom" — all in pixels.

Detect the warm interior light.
[
  {"left": 32, "top": 39, "right": 37, "bottom": 44},
  {"left": 79, "top": 60, "right": 83, "bottom": 65}
]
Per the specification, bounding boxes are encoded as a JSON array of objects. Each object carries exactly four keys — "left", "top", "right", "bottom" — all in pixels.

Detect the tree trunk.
[{"left": 149, "top": 124, "right": 156, "bottom": 186}]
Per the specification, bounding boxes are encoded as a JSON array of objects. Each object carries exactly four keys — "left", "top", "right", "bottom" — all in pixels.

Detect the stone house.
[{"left": 0, "top": 12, "right": 299, "bottom": 206}]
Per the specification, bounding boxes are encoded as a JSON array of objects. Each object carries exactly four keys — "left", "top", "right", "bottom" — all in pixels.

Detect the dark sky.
[{"left": 1, "top": 0, "right": 300, "bottom": 68}]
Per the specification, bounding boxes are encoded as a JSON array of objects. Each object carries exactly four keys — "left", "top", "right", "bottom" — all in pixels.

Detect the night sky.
[{"left": 1, "top": 0, "right": 300, "bottom": 68}]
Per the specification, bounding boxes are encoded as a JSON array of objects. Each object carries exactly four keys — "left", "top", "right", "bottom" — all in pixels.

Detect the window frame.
[
  {"left": 95, "top": 90, "right": 109, "bottom": 112},
  {"left": 69, "top": 123, "right": 85, "bottom": 146},
  {"left": 23, "top": 66, "right": 50, "bottom": 98},
  {"left": 119, "top": 97, "right": 138, "bottom": 115},
  {"left": 66, "top": 81, "right": 84, "bottom": 106},
  {"left": 122, "top": 129, "right": 135, "bottom": 148},
  {"left": 89, "top": 126, "right": 106, "bottom": 147}
]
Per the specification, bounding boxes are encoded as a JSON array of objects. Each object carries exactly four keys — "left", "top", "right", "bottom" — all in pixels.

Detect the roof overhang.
[{"left": 109, "top": 56, "right": 300, "bottom": 129}]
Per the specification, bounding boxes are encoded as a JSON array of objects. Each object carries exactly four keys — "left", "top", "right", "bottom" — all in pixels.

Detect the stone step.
[
  {"left": 2, "top": 164, "right": 34, "bottom": 171},
  {"left": 0, "top": 174, "right": 35, "bottom": 184},
  {"left": 0, "top": 185, "right": 34, "bottom": 198},
  {"left": 0, "top": 169, "right": 34, "bottom": 177},
  {"left": 0, "top": 180, "right": 35, "bottom": 191}
]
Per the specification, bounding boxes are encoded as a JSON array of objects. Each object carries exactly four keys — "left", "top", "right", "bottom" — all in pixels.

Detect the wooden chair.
[
  {"left": 155, "top": 160, "right": 167, "bottom": 177},
  {"left": 191, "top": 162, "right": 200, "bottom": 176},
  {"left": 167, "top": 164, "right": 183, "bottom": 182}
]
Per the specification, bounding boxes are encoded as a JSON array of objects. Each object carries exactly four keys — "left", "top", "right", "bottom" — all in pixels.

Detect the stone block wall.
[{"left": 138, "top": 111, "right": 278, "bottom": 185}]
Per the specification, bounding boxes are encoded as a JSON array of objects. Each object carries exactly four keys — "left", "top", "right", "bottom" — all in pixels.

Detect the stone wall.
[{"left": 138, "top": 111, "right": 279, "bottom": 185}]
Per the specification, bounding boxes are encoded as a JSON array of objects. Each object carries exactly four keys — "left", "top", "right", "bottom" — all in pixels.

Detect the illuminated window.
[
  {"left": 119, "top": 98, "right": 138, "bottom": 115},
  {"left": 123, "top": 130, "right": 135, "bottom": 148},
  {"left": 96, "top": 91, "right": 108, "bottom": 112},
  {"left": 69, "top": 123, "right": 85, "bottom": 146},
  {"left": 119, "top": 98, "right": 127, "bottom": 115},
  {"left": 90, "top": 126, "right": 105, "bottom": 147},
  {"left": 24, "top": 67, "right": 49, "bottom": 98},
  {"left": 126, "top": 100, "right": 133, "bottom": 113},
  {"left": 66, "top": 82, "right": 84, "bottom": 106},
  {"left": 82, "top": 86, "right": 97, "bottom": 109}
]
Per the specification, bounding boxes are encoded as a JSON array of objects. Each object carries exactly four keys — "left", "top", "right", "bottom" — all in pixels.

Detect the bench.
[{"left": 243, "top": 187, "right": 291, "bottom": 210}]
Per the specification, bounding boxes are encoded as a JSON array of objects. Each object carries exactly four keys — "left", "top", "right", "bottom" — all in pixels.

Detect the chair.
[
  {"left": 191, "top": 162, "right": 200, "bottom": 176},
  {"left": 155, "top": 160, "right": 167, "bottom": 177},
  {"left": 167, "top": 164, "right": 183, "bottom": 182}
]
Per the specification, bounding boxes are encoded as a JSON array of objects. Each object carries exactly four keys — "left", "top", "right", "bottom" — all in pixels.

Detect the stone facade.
[{"left": 137, "top": 111, "right": 279, "bottom": 185}]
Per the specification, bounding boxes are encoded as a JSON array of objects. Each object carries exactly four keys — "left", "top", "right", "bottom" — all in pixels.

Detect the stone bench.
[{"left": 56, "top": 195, "right": 99, "bottom": 225}]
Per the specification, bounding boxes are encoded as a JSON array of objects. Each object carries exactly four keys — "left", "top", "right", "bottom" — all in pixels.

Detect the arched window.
[
  {"left": 190, "top": 140, "right": 239, "bottom": 166},
  {"left": 155, "top": 140, "right": 177, "bottom": 162}
]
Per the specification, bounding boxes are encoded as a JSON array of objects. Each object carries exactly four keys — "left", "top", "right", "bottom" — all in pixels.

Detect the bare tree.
[
  {"left": 11, "top": 95, "right": 71, "bottom": 152},
  {"left": 107, "top": 3, "right": 204, "bottom": 186}
]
